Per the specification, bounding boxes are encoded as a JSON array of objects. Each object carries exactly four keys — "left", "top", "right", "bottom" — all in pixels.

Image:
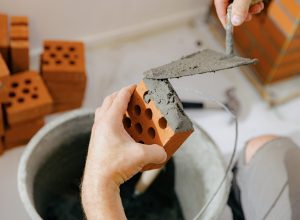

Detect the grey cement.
[
  {"left": 143, "top": 78, "right": 193, "bottom": 132},
  {"left": 143, "top": 49, "right": 257, "bottom": 79}
]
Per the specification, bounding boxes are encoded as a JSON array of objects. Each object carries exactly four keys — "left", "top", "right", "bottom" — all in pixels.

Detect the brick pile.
[{"left": 0, "top": 12, "right": 87, "bottom": 154}]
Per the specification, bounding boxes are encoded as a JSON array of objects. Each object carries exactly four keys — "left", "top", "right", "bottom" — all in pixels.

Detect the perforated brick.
[
  {"left": 4, "top": 118, "right": 44, "bottom": 149},
  {"left": 10, "top": 16, "right": 29, "bottom": 73},
  {"left": 0, "top": 54, "right": 9, "bottom": 80},
  {"left": 0, "top": 106, "right": 4, "bottom": 136},
  {"left": 0, "top": 136, "right": 4, "bottom": 155},
  {"left": 1, "top": 71, "right": 53, "bottom": 125},
  {"left": 123, "top": 79, "right": 193, "bottom": 171},
  {"left": 0, "top": 13, "right": 9, "bottom": 64},
  {"left": 41, "top": 40, "right": 86, "bottom": 82}
]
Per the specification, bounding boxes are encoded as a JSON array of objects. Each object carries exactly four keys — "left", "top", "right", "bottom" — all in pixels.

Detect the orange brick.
[
  {"left": 0, "top": 54, "right": 9, "bottom": 80},
  {"left": 1, "top": 71, "right": 53, "bottom": 125},
  {"left": 0, "top": 136, "right": 4, "bottom": 155},
  {"left": 0, "top": 14, "right": 9, "bottom": 63},
  {"left": 4, "top": 118, "right": 44, "bottom": 149},
  {"left": 11, "top": 16, "right": 29, "bottom": 26},
  {"left": 10, "top": 40, "right": 29, "bottom": 73},
  {"left": 0, "top": 106, "right": 4, "bottom": 136},
  {"left": 10, "top": 25, "right": 29, "bottom": 41},
  {"left": 268, "top": 2, "right": 295, "bottom": 35},
  {"left": 280, "top": 0, "right": 300, "bottom": 19},
  {"left": 41, "top": 40, "right": 86, "bottom": 82},
  {"left": 123, "top": 79, "right": 193, "bottom": 171},
  {"left": 52, "top": 102, "right": 82, "bottom": 113}
]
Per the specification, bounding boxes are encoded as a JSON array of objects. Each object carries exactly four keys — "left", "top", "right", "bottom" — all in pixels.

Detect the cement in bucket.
[{"left": 18, "top": 109, "right": 231, "bottom": 220}]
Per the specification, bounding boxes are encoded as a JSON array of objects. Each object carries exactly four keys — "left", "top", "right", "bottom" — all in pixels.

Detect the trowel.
[{"left": 143, "top": 5, "right": 258, "bottom": 80}]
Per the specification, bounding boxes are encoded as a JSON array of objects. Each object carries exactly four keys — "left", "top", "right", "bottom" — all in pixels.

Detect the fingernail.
[{"left": 231, "top": 15, "right": 243, "bottom": 26}]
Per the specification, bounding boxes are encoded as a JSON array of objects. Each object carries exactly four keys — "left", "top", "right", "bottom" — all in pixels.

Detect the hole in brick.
[
  {"left": 64, "top": 53, "right": 70, "bottom": 58},
  {"left": 32, "top": 94, "right": 38, "bottom": 99},
  {"left": 25, "top": 79, "right": 31, "bottom": 84},
  {"left": 17, "top": 97, "right": 25, "bottom": 103},
  {"left": 69, "top": 60, "right": 76, "bottom": 65},
  {"left": 43, "top": 60, "right": 49, "bottom": 65},
  {"left": 159, "top": 117, "right": 167, "bottom": 129},
  {"left": 56, "top": 46, "right": 62, "bottom": 51},
  {"left": 23, "top": 88, "right": 30, "bottom": 94},
  {"left": 44, "top": 45, "right": 50, "bottom": 50},
  {"left": 5, "top": 102, "right": 12, "bottom": 108},
  {"left": 139, "top": 141, "right": 144, "bottom": 144},
  {"left": 148, "top": 127, "right": 155, "bottom": 139},
  {"left": 143, "top": 91, "right": 150, "bottom": 103},
  {"left": 134, "top": 105, "right": 141, "bottom": 116},
  {"left": 56, "top": 60, "right": 62, "bottom": 65},
  {"left": 145, "top": 108, "right": 152, "bottom": 119},
  {"left": 8, "top": 92, "right": 16, "bottom": 98},
  {"left": 50, "top": 53, "right": 56, "bottom": 58},
  {"left": 69, "top": 47, "right": 75, "bottom": 52},
  {"left": 11, "top": 82, "right": 18, "bottom": 88},
  {"left": 123, "top": 116, "right": 131, "bottom": 129},
  {"left": 135, "top": 123, "right": 143, "bottom": 134}
]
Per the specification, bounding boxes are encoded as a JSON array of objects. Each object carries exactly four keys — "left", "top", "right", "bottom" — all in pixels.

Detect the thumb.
[
  {"left": 139, "top": 144, "right": 167, "bottom": 166},
  {"left": 231, "top": 0, "right": 252, "bottom": 26}
]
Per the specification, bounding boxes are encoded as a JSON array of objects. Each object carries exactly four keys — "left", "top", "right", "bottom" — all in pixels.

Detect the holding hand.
[
  {"left": 214, "top": 0, "right": 264, "bottom": 27},
  {"left": 81, "top": 85, "right": 167, "bottom": 219}
]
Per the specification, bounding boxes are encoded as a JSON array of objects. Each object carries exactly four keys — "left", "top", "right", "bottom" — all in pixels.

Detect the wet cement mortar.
[
  {"left": 33, "top": 132, "right": 184, "bottom": 220},
  {"left": 144, "top": 49, "right": 256, "bottom": 79},
  {"left": 143, "top": 78, "right": 193, "bottom": 132}
]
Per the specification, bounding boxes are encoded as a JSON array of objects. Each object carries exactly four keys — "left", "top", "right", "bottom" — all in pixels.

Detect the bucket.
[{"left": 18, "top": 109, "right": 231, "bottom": 220}]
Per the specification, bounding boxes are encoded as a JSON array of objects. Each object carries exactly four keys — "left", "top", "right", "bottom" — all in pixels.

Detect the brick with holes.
[
  {"left": 123, "top": 78, "right": 194, "bottom": 171},
  {"left": 4, "top": 118, "right": 44, "bottom": 149},
  {"left": 41, "top": 40, "right": 86, "bottom": 82},
  {"left": 0, "top": 53, "right": 9, "bottom": 80},
  {"left": 0, "top": 105, "right": 4, "bottom": 136},
  {"left": 0, "top": 13, "right": 9, "bottom": 64},
  {"left": 10, "top": 16, "right": 30, "bottom": 73},
  {"left": 0, "top": 71, "right": 53, "bottom": 125},
  {"left": 0, "top": 136, "right": 4, "bottom": 155}
]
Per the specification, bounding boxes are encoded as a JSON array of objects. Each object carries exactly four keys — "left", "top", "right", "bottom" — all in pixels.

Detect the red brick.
[
  {"left": 123, "top": 80, "right": 193, "bottom": 171},
  {"left": 1, "top": 71, "right": 53, "bottom": 125},
  {"left": 52, "top": 102, "right": 82, "bottom": 113},
  {"left": 11, "top": 16, "right": 29, "bottom": 26},
  {"left": 0, "top": 136, "right": 4, "bottom": 155},
  {"left": 0, "top": 54, "right": 9, "bottom": 80},
  {"left": 0, "top": 106, "right": 4, "bottom": 136},
  {"left": 10, "top": 40, "right": 29, "bottom": 73},
  {"left": 0, "top": 14, "right": 9, "bottom": 64},
  {"left": 4, "top": 118, "right": 44, "bottom": 149},
  {"left": 10, "top": 25, "right": 29, "bottom": 41},
  {"left": 41, "top": 40, "right": 86, "bottom": 82}
]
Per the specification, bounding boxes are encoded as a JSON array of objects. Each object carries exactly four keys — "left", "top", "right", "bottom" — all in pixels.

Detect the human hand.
[
  {"left": 214, "top": 0, "right": 264, "bottom": 27},
  {"left": 81, "top": 85, "right": 167, "bottom": 219}
]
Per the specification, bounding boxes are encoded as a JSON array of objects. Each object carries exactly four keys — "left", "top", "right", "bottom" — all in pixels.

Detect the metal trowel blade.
[{"left": 143, "top": 49, "right": 257, "bottom": 79}]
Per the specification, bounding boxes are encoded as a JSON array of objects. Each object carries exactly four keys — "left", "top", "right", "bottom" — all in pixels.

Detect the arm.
[
  {"left": 214, "top": 0, "right": 264, "bottom": 27},
  {"left": 81, "top": 85, "right": 167, "bottom": 220}
]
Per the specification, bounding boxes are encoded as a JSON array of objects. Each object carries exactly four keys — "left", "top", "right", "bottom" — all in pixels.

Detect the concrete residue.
[
  {"left": 143, "top": 78, "right": 193, "bottom": 132},
  {"left": 143, "top": 49, "right": 257, "bottom": 79}
]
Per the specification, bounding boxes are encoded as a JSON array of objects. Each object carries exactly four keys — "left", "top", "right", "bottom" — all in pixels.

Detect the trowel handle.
[{"left": 182, "top": 101, "right": 204, "bottom": 109}]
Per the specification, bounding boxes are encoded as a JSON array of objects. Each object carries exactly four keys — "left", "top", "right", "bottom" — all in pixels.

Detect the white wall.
[{"left": 1, "top": 0, "right": 206, "bottom": 51}]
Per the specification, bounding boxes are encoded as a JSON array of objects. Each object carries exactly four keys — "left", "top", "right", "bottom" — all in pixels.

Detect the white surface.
[
  {"left": 1, "top": 17, "right": 300, "bottom": 220},
  {"left": 1, "top": 0, "right": 206, "bottom": 51}
]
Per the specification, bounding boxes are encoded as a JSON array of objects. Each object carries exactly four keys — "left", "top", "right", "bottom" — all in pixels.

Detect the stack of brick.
[
  {"left": 0, "top": 71, "right": 52, "bottom": 149},
  {"left": 40, "top": 40, "right": 87, "bottom": 112},
  {"left": 233, "top": 0, "right": 300, "bottom": 84},
  {"left": 10, "top": 16, "right": 29, "bottom": 73}
]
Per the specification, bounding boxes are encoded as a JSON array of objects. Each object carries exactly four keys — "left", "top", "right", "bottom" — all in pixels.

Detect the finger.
[
  {"left": 231, "top": 0, "right": 252, "bottom": 26},
  {"left": 214, "top": 0, "right": 230, "bottom": 28},
  {"left": 245, "top": 13, "right": 252, "bottom": 22},
  {"left": 137, "top": 144, "right": 167, "bottom": 165},
  {"left": 249, "top": 1, "right": 264, "bottom": 14},
  {"left": 110, "top": 84, "right": 136, "bottom": 121},
  {"left": 95, "top": 92, "right": 118, "bottom": 121}
]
